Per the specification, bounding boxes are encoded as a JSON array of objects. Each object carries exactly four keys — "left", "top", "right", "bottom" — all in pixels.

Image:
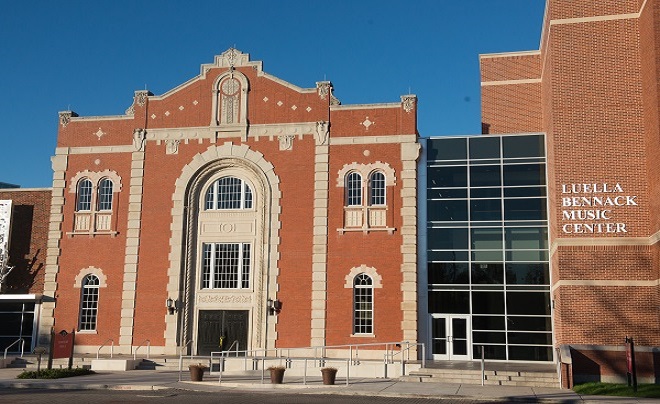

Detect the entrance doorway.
[
  {"left": 430, "top": 315, "right": 470, "bottom": 360},
  {"left": 197, "top": 310, "right": 249, "bottom": 356}
]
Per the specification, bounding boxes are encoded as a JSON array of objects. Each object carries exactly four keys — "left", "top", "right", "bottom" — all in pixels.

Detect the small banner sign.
[{"left": 52, "top": 330, "right": 75, "bottom": 360}]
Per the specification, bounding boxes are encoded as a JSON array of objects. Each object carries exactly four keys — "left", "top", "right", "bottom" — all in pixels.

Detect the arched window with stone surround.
[
  {"left": 204, "top": 176, "right": 253, "bottom": 210},
  {"left": 79, "top": 274, "right": 100, "bottom": 331},
  {"left": 76, "top": 178, "right": 93, "bottom": 212},
  {"left": 369, "top": 171, "right": 386, "bottom": 206},
  {"left": 345, "top": 172, "right": 362, "bottom": 207},
  {"left": 353, "top": 273, "right": 374, "bottom": 335},
  {"left": 97, "top": 178, "right": 114, "bottom": 211}
]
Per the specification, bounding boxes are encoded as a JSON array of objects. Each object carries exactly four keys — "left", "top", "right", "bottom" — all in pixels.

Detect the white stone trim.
[
  {"left": 344, "top": 265, "right": 383, "bottom": 288},
  {"left": 330, "top": 134, "right": 417, "bottom": 146},
  {"left": 330, "top": 103, "right": 401, "bottom": 111},
  {"left": 68, "top": 170, "right": 123, "bottom": 193},
  {"left": 481, "top": 78, "right": 541, "bottom": 86},
  {"left": 549, "top": 229, "right": 660, "bottom": 257},
  {"left": 57, "top": 146, "right": 135, "bottom": 155},
  {"left": 551, "top": 279, "right": 659, "bottom": 293},
  {"left": 336, "top": 162, "right": 396, "bottom": 187},
  {"left": 73, "top": 267, "right": 108, "bottom": 288},
  {"left": 479, "top": 50, "right": 541, "bottom": 59},
  {"left": 165, "top": 142, "right": 281, "bottom": 354}
]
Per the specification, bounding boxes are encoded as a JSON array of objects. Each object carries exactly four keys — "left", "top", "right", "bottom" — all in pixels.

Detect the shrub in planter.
[
  {"left": 320, "top": 367, "right": 338, "bottom": 385},
  {"left": 188, "top": 363, "right": 208, "bottom": 381},
  {"left": 267, "top": 366, "right": 286, "bottom": 384}
]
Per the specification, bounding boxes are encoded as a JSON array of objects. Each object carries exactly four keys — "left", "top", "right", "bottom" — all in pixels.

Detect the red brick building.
[
  {"left": 38, "top": 49, "right": 420, "bottom": 357},
  {"left": 481, "top": 0, "right": 659, "bottom": 384}
]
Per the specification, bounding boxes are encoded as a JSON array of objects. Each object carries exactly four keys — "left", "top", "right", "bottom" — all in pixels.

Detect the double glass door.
[{"left": 431, "top": 315, "right": 470, "bottom": 360}]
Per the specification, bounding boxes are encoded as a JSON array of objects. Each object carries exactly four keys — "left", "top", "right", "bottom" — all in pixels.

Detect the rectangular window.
[
  {"left": 202, "top": 243, "right": 251, "bottom": 289},
  {"left": 353, "top": 287, "right": 373, "bottom": 334},
  {"left": 79, "top": 287, "right": 99, "bottom": 331}
]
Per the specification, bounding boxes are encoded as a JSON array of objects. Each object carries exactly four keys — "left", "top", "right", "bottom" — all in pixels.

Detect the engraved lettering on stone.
[{"left": 198, "top": 295, "right": 252, "bottom": 304}]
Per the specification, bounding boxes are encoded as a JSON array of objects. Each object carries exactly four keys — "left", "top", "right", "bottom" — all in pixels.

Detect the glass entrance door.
[{"left": 430, "top": 315, "right": 470, "bottom": 360}]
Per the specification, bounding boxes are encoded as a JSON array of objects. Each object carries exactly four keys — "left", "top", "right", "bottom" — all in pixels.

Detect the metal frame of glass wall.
[{"left": 424, "top": 134, "right": 552, "bottom": 362}]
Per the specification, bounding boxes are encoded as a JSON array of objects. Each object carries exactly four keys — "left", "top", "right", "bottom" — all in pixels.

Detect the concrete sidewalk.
[{"left": 0, "top": 367, "right": 655, "bottom": 403}]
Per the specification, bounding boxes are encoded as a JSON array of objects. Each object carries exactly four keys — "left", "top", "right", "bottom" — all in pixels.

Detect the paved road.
[{"left": 0, "top": 388, "right": 496, "bottom": 403}]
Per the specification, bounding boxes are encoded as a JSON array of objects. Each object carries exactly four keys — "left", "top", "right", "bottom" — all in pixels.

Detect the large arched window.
[
  {"left": 369, "top": 171, "right": 386, "bottom": 206},
  {"left": 76, "top": 179, "right": 93, "bottom": 212},
  {"left": 346, "top": 172, "right": 362, "bottom": 206},
  {"left": 353, "top": 273, "right": 374, "bottom": 334},
  {"left": 97, "top": 178, "right": 114, "bottom": 211},
  {"left": 79, "top": 274, "right": 100, "bottom": 331},
  {"left": 205, "top": 177, "right": 253, "bottom": 210}
]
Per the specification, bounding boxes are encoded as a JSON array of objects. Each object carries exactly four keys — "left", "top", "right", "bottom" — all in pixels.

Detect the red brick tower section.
[
  {"left": 41, "top": 49, "right": 419, "bottom": 358},
  {"left": 481, "top": 0, "right": 660, "bottom": 384}
]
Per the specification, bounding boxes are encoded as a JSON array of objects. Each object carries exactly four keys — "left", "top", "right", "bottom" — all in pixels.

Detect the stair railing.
[
  {"left": 133, "top": 339, "right": 151, "bottom": 360},
  {"left": 96, "top": 338, "right": 114, "bottom": 359},
  {"left": 3, "top": 338, "right": 24, "bottom": 359}
]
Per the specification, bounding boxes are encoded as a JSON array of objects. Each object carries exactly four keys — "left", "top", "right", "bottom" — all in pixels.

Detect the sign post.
[
  {"left": 48, "top": 329, "right": 76, "bottom": 370},
  {"left": 625, "top": 336, "right": 637, "bottom": 392}
]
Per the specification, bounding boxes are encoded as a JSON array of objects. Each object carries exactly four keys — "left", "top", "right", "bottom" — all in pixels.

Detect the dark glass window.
[
  {"left": 97, "top": 178, "right": 113, "bottom": 211},
  {"left": 473, "top": 331, "right": 506, "bottom": 343},
  {"left": 470, "top": 199, "right": 501, "bottom": 221},
  {"left": 428, "top": 227, "right": 469, "bottom": 250},
  {"left": 428, "top": 263, "right": 469, "bottom": 284},
  {"left": 428, "top": 188, "right": 468, "bottom": 199},
  {"left": 505, "top": 227, "right": 548, "bottom": 250},
  {"left": 428, "top": 291, "right": 470, "bottom": 314},
  {"left": 471, "top": 263, "right": 504, "bottom": 284},
  {"left": 428, "top": 250, "right": 469, "bottom": 261},
  {"left": 469, "top": 137, "right": 500, "bottom": 159},
  {"left": 470, "top": 165, "right": 501, "bottom": 187},
  {"left": 505, "top": 263, "right": 550, "bottom": 285},
  {"left": 472, "top": 315, "right": 505, "bottom": 331},
  {"left": 508, "top": 346, "right": 553, "bottom": 361},
  {"left": 427, "top": 166, "right": 468, "bottom": 188},
  {"left": 507, "top": 316, "right": 552, "bottom": 331},
  {"left": 504, "top": 187, "right": 546, "bottom": 197},
  {"left": 471, "top": 292, "right": 504, "bottom": 314},
  {"left": 471, "top": 188, "right": 501, "bottom": 198},
  {"left": 427, "top": 138, "right": 467, "bottom": 161},
  {"left": 502, "top": 135, "right": 544, "bottom": 158},
  {"left": 475, "top": 345, "right": 506, "bottom": 360},
  {"left": 471, "top": 228, "right": 503, "bottom": 250},
  {"left": 508, "top": 332, "right": 552, "bottom": 345},
  {"left": 504, "top": 198, "right": 546, "bottom": 220},
  {"left": 503, "top": 164, "right": 545, "bottom": 186},
  {"left": 76, "top": 179, "right": 93, "bottom": 212},
  {"left": 506, "top": 292, "right": 550, "bottom": 315},
  {"left": 428, "top": 200, "right": 468, "bottom": 221}
]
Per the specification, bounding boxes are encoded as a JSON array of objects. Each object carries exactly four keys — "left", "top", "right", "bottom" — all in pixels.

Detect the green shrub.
[{"left": 17, "top": 368, "right": 94, "bottom": 379}]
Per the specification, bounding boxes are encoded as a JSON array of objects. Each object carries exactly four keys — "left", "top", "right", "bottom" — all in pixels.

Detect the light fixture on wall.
[
  {"left": 166, "top": 297, "right": 178, "bottom": 315},
  {"left": 267, "top": 298, "right": 282, "bottom": 315}
]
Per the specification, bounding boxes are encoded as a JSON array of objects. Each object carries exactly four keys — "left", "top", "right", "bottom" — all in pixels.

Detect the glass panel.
[
  {"left": 473, "top": 331, "right": 505, "bottom": 343},
  {"left": 76, "top": 179, "right": 93, "bottom": 211},
  {"left": 428, "top": 263, "right": 469, "bottom": 284},
  {"left": 369, "top": 172, "right": 386, "bottom": 205},
  {"left": 503, "top": 164, "right": 545, "bottom": 186},
  {"left": 470, "top": 199, "right": 501, "bottom": 221},
  {"left": 346, "top": 172, "right": 362, "bottom": 206},
  {"left": 433, "top": 340, "right": 447, "bottom": 355},
  {"left": 427, "top": 188, "right": 468, "bottom": 199},
  {"left": 475, "top": 345, "right": 506, "bottom": 360},
  {"left": 505, "top": 227, "right": 548, "bottom": 250},
  {"left": 452, "top": 318, "right": 467, "bottom": 339},
  {"left": 508, "top": 332, "right": 552, "bottom": 345},
  {"left": 506, "top": 292, "right": 551, "bottom": 315},
  {"left": 471, "top": 228, "right": 503, "bottom": 250},
  {"left": 432, "top": 317, "right": 447, "bottom": 339},
  {"left": 428, "top": 291, "right": 470, "bottom": 314},
  {"left": 452, "top": 339, "right": 468, "bottom": 356},
  {"left": 0, "top": 313, "right": 22, "bottom": 334},
  {"left": 505, "top": 263, "right": 550, "bottom": 285},
  {"left": 470, "top": 188, "right": 501, "bottom": 198},
  {"left": 428, "top": 250, "right": 469, "bottom": 261},
  {"left": 469, "top": 136, "right": 500, "bottom": 159},
  {"left": 21, "top": 313, "right": 34, "bottom": 335},
  {"left": 506, "top": 249, "right": 548, "bottom": 262},
  {"left": 97, "top": 179, "right": 113, "bottom": 211},
  {"left": 427, "top": 138, "right": 467, "bottom": 161},
  {"left": 471, "top": 263, "right": 504, "bottom": 284},
  {"left": 428, "top": 200, "right": 468, "bottom": 221},
  {"left": 471, "top": 250, "right": 503, "bottom": 262},
  {"left": 472, "top": 292, "right": 504, "bottom": 314},
  {"left": 428, "top": 227, "right": 469, "bottom": 250},
  {"left": 472, "top": 315, "right": 505, "bottom": 331},
  {"left": 504, "top": 198, "right": 547, "bottom": 220},
  {"left": 508, "top": 345, "right": 553, "bottom": 361},
  {"left": 502, "top": 134, "right": 544, "bottom": 158},
  {"left": 507, "top": 316, "right": 552, "bottom": 332},
  {"left": 504, "top": 187, "right": 546, "bottom": 197},
  {"left": 427, "top": 166, "right": 468, "bottom": 188},
  {"left": 470, "top": 165, "right": 501, "bottom": 187}
]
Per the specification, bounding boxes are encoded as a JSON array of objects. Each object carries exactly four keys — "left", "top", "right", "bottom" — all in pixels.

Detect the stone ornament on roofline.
[
  {"left": 402, "top": 95, "right": 416, "bottom": 113},
  {"left": 58, "top": 111, "right": 78, "bottom": 127}
]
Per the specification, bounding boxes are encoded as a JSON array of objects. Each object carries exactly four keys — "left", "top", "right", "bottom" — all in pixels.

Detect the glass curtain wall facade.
[{"left": 424, "top": 134, "right": 551, "bottom": 362}]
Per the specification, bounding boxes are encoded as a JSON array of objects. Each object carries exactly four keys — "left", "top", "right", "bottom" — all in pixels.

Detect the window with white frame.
[
  {"left": 353, "top": 273, "right": 374, "bottom": 334},
  {"left": 70, "top": 171, "right": 121, "bottom": 235},
  {"left": 97, "top": 178, "right": 114, "bottom": 211},
  {"left": 341, "top": 167, "right": 392, "bottom": 232},
  {"left": 346, "top": 172, "right": 362, "bottom": 206},
  {"left": 79, "top": 274, "right": 100, "bottom": 331},
  {"left": 201, "top": 243, "right": 251, "bottom": 289},
  {"left": 205, "top": 177, "right": 253, "bottom": 210},
  {"left": 369, "top": 171, "right": 386, "bottom": 206},
  {"left": 76, "top": 179, "right": 93, "bottom": 212}
]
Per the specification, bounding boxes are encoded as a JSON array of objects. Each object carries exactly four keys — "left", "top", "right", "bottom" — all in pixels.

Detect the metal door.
[
  {"left": 197, "top": 310, "right": 248, "bottom": 356},
  {"left": 430, "top": 315, "right": 470, "bottom": 360}
]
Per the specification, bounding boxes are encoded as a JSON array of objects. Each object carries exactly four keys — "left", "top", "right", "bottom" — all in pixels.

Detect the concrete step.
[{"left": 403, "top": 367, "right": 559, "bottom": 388}]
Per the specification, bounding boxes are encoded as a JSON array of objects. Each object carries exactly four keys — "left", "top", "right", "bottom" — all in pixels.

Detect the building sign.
[
  {"left": 0, "top": 200, "right": 12, "bottom": 268},
  {"left": 561, "top": 183, "right": 637, "bottom": 234}
]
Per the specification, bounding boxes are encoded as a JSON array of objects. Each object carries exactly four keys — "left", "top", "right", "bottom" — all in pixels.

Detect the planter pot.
[
  {"left": 321, "top": 368, "right": 337, "bottom": 385},
  {"left": 189, "top": 366, "right": 206, "bottom": 381},
  {"left": 269, "top": 367, "right": 285, "bottom": 384}
]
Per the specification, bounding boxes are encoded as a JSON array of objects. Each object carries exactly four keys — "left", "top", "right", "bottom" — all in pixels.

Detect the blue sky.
[{"left": 0, "top": 1, "right": 545, "bottom": 188}]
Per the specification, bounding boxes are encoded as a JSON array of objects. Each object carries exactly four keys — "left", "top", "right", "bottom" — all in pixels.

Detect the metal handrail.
[
  {"left": 96, "top": 338, "right": 114, "bottom": 359},
  {"left": 133, "top": 339, "right": 151, "bottom": 360},
  {"left": 3, "top": 338, "right": 24, "bottom": 359},
  {"left": 222, "top": 340, "right": 239, "bottom": 357}
]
